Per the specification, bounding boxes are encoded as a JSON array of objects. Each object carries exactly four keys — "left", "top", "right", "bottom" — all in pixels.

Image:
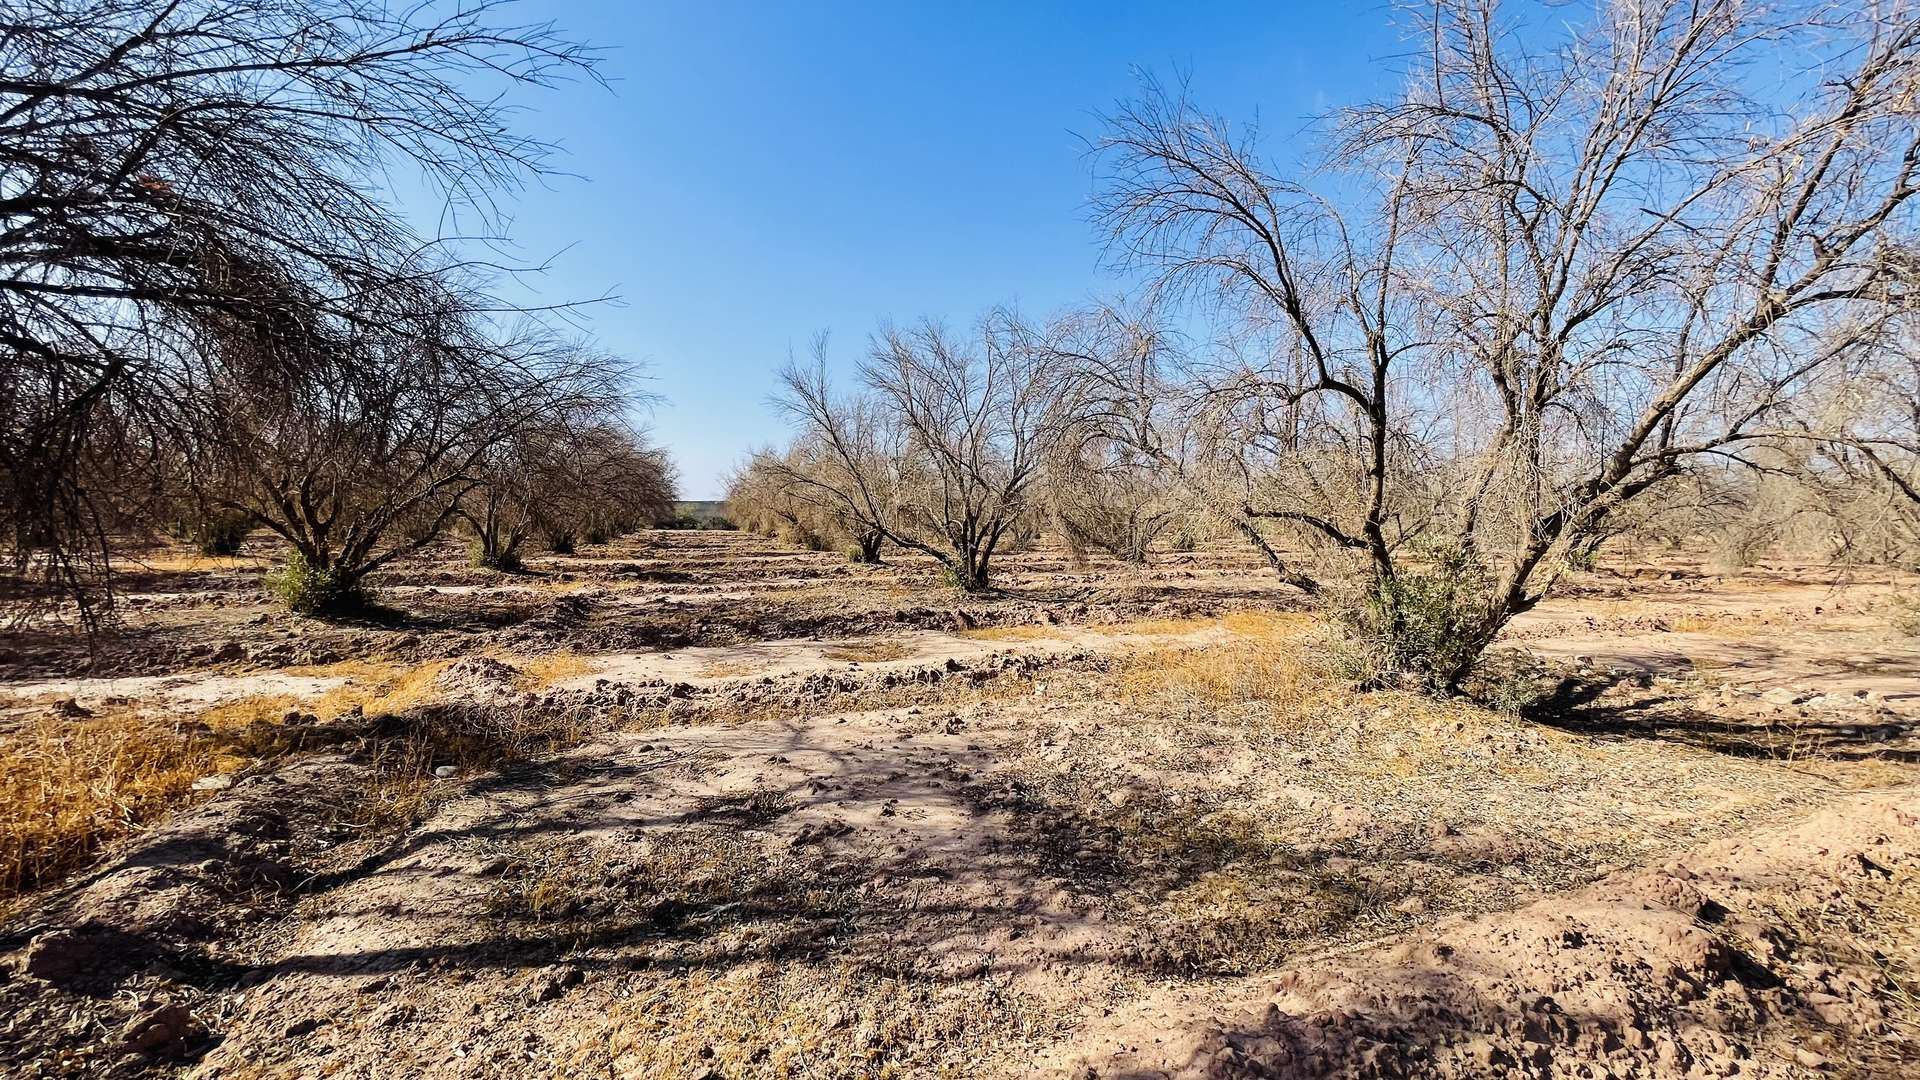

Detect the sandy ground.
[{"left": 2, "top": 531, "right": 1919, "bottom": 1078}]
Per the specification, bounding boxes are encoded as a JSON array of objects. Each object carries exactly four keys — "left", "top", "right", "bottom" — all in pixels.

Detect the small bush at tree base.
[
  {"left": 468, "top": 541, "right": 523, "bottom": 572},
  {"left": 189, "top": 513, "right": 254, "bottom": 556},
  {"left": 266, "top": 552, "right": 360, "bottom": 614},
  {"left": 777, "top": 523, "right": 831, "bottom": 552},
  {"left": 1329, "top": 545, "right": 1496, "bottom": 693}
]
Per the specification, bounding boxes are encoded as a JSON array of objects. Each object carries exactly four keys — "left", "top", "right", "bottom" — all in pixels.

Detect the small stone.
[
  {"left": 120, "top": 1003, "right": 198, "bottom": 1057},
  {"left": 530, "top": 965, "right": 585, "bottom": 1002},
  {"left": 368, "top": 1003, "right": 414, "bottom": 1028},
  {"left": 433, "top": 766, "right": 457, "bottom": 779},
  {"left": 191, "top": 774, "right": 235, "bottom": 792}
]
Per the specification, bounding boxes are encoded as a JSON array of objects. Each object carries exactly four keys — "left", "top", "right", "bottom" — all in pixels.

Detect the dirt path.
[
  {"left": 555, "top": 623, "right": 1224, "bottom": 689},
  {"left": 0, "top": 623, "right": 1227, "bottom": 719},
  {"left": 186, "top": 703, "right": 1130, "bottom": 1077}
]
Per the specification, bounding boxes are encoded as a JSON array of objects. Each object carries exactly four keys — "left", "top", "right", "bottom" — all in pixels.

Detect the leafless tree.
[
  {"left": 1046, "top": 437, "right": 1182, "bottom": 565},
  {"left": 775, "top": 313, "right": 1072, "bottom": 591},
  {"left": 459, "top": 358, "right": 667, "bottom": 569},
  {"left": 182, "top": 279, "right": 625, "bottom": 611},
  {"left": 1794, "top": 332, "right": 1920, "bottom": 563},
  {"left": 1090, "top": 0, "right": 1920, "bottom": 686},
  {"left": 534, "top": 427, "right": 678, "bottom": 553},
  {"left": 1044, "top": 311, "right": 1185, "bottom": 564},
  {"left": 0, "top": 0, "right": 598, "bottom": 621}
]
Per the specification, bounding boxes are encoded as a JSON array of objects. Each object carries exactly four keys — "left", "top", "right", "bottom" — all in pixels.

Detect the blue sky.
[{"left": 474, "top": 2, "right": 1404, "bottom": 496}]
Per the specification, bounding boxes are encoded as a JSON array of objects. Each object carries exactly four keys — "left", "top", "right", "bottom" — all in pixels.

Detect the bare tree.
[
  {"left": 459, "top": 358, "right": 664, "bottom": 570},
  {"left": 183, "top": 281, "right": 624, "bottom": 611},
  {"left": 1047, "top": 436, "right": 1182, "bottom": 565},
  {"left": 0, "top": 0, "right": 598, "bottom": 621},
  {"left": 775, "top": 313, "right": 1071, "bottom": 591},
  {"left": 535, "top": 426, "right": 678, "bottom": 553},
  {"left": 1091, "top": 0, "right": 1920, "bottom": 687},
  {"left": 1794, "top": 332, "right": 1920, "bottom": 563},
  {"left": 1044, "top": 312, "right": 1185, "bottom": 564}
]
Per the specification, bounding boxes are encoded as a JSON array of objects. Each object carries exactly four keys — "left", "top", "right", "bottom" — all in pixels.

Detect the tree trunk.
[{"left": 850, "top": 530, "right": 884, "bottom": 564}]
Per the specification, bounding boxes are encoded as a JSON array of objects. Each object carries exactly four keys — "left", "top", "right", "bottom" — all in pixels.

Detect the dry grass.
[
  {"left": 959, "top": 624, "right": 1068, "bottom": 642},
  {"left": 511, "top": 653, "right": 593, "bottom": 690},
  {"left": 488, "top": 831, "right": 1068, "bottom": 1078},
  {"left": 582, "top": 960, "right": 1057, "bottom": 1079},
  {"left": 977, "top": 611, "right": 1907, "bottom": 978},
  {"left": 1747, "top": 856, "right": 1920, "bottom": 1077},
  {"left": 960, "top": 609, "right": 1303, "bottom": 644},
  {"left": 0, "top": 658, "right": 482, "bottom": 903},
  {"left": 131, "top": 553, "right": 268, "bottom": 573},
  {"left": 820, "top": 640, "right": 915, "bottom": 663},
  {"left": 1667, "top": 611, "right": 1771, "bottom": 636},
  {"left": 1117, "top": 608, "right": 1327, "bottom": 713},
  {"left": 0, "top": 709, "right": 211, "bottom": 899}
]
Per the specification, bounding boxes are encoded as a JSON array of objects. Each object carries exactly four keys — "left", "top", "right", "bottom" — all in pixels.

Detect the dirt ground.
[{"left": 3, "top": 530, "right": 1919, "bottom": 1078}]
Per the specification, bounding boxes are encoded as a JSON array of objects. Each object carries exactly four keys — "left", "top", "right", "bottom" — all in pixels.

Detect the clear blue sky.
[{"left": 480, "top": 2, "right": 1405, "bottom": 497}]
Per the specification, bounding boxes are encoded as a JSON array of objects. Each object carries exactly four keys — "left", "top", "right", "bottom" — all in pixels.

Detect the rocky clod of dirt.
[
  {"left": 430, "top": 655, "right": 523, "bottom": 702},
  {"left": 556, "top": 648, "right": 1104, "bottom": 717}
]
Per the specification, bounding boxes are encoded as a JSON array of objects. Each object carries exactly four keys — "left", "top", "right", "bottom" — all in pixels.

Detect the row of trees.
[
  {"left": 0, "top": 1, "right": 674, "bottom": 618},
  {"left": 734, "top": 0, "right": 1920, "bottom": 689}
]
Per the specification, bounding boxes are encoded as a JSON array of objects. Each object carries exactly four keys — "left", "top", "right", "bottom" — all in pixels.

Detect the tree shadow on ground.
[{"left": 1524, "top": 673, "right": 1920, "bottom": 761}]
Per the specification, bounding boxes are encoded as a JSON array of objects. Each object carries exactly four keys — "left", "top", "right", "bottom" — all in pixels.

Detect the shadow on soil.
[{"left": 1525, "top": 674, "right": 1920, "bottom": 761}]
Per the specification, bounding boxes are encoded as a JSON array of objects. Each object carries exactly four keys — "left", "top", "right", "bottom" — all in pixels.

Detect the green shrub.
[
  {"left": 468, "top": 540, "right": 522, "bottom": 572},
  {"left": 266, "top": 552, "right": 358, "bottom": 614},
  {"left": 1331, "top": 544, "right": 1496, "bottom": 692},
  {"left": 193, "top": 513, "right": 253, "bottom": 557}
]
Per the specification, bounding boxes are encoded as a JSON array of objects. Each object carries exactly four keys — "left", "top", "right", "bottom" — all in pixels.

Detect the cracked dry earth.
[{"left": 4, "top": 532, "right": 1920, "bottom": 1078}]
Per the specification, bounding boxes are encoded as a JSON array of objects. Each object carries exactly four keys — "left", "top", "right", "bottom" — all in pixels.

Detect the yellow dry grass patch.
[
  {"left": 0, "top": 709, "right": 211, "bottom": 900},
  {"left": 581, "top": 960, "right": 1057, "bottom": 1079},
  {"left": 1118, "top": 610, "right": 1326, "bottom": 712},
  {"left": 1668, "top": 612, "right": 1770, "bottom": 637},
  {"left": 0, "top": 658, "right": 468, "bottom": 902},
  {"left": 132, "top": 553, "right": 266, "bottom": 573},
  {"left": 820, "top": 640, "right": 915, "bottom": 663},
  {"left": 510, "top": 653, "right": 592, "bottom": 690},
  {"left": 958, "top": 624, "right": 1063, "bottom": 642}
]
